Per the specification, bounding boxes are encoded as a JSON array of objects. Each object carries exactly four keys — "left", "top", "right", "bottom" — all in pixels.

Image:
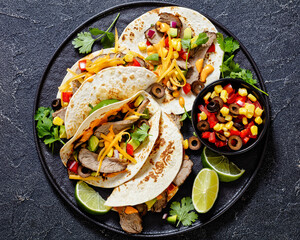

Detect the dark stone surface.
[{"left": 0, "top": 0, "right": 299, "bottom": 239}]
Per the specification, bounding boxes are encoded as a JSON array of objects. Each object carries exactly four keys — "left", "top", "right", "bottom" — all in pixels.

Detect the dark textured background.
[{"left": 0, "top": 0, "right": 299, "bottom": 239}]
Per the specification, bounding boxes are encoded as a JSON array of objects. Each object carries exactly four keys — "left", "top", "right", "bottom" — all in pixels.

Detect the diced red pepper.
[
  {"left": 132, "top": 58, "right": 141, "bottom": 67},
  {"left": 242, "top": 137, "right": 250, "bottom": 145},
  {"left": 208, "top": 114, "right": 218, "bottom": 128},
  {"left": 62, "top": 92, "right": 73, "bottom": 103},
  {"left": 67, "top": 160, "right": 78, "bottom": 174},
  {"left": 235, "top": 96, "right": 247, "bottom": 107},
  {"left": 227, "top": 93, "right": 237, "bottom": 104},
  {"left": 207, "top": 44, "right": 215, "bottom": 53},
  {"left": 204, "top": 99, "right": 209, "bottom": 105},
  {"left": 146, "top": 40, "right": 151, "bottom": 46},
  {"left": 183, "top": 83, "right": 191, "bottom": 94},
  {"left": 246, "top": 99, "right": 253, "bottom": 105},
  {"left": 248, "top": 133, "right": 258, "bottom": 139},
  {"left": 178, "top": 50, "right": 190, "bottom": 60},
  {"left": 240, "top": 129, "right": 249, "bottom": 139},
  {"left": 126, "top": 143, "right": 134, "bottom": 156},
  {"left": 215, "top": 140, "right": 226, "bottom": 147},
  {"left": 198, "top": 105, "right": 211, "bottom": 117},
  {"left": 208, "top": 132, "right": 216, "bottom": 143},
  {"left": 202, "top": 132, "right": 211, "bottom": 139},
  {"left": 254, "top": 100, "right": 262, "bottom": 110},
  {"left": 167, "top": 183, "right": 176, "bottom": 192},
  {"left": 197, "top": 113, "right": 201, "bottom": 122},
  {"left": 230, "top": 130, "right": 241, "bottom": 136},
  {"left": 78, "top": 59, "right": 87, "bottom": 71},
  {"left": 246, "top": 121, "right": 255, "bottom": 129},
  {"left": 224, "top": 84, "right": 234, "bottom": 95},
  {"left": 165, "top": 38, "right": 169, "bottom": 47}
]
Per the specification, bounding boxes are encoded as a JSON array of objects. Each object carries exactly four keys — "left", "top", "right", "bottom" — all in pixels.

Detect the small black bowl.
[{"left": 191, "top": 78, "right": 270, "bottom": 155}]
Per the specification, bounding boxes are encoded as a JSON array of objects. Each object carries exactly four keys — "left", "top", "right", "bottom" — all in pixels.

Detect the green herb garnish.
[
  {"left": 131, "top": 123, "right": 150, "bottom": 142},
  {"left": 195, "top": 32, "right": 209, "bottom": 46}
]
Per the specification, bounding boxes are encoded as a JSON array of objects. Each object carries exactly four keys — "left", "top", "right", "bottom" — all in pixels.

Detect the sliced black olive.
[
  {"left": 191, "top": 81, "right": 204, "bottom": 96},
  {"left": 216, "top": 132, "right": 227, "bottom": 142},
  {"left": 137, "top": 119, "right": 150, "bottom": 128},
  {"left": 207, "top": 100, "right": 220, "bottom": 113},
  {"left": 197, "top": 120, "right": 210, "bottom": 132},
  {"left": 78, "top": 165, "right": 91, "bottom": 178},
  {"left": 233, "top": 122, "right": 244, "bottom": 131},
  {"left": 52, "top": 98, "right": 61, "bottom": 111},
  {"left": 216, "top": 112, "right": 226, "bottom": 123},
  {"left": 212, "top": 97, "right": 224, "bottom": 109},
  {"left": 228, "top": 135, "right": 243, "bottom": 151},
  {"left": 229, "top": 103, "right": 240, "bottom": 115},
  {"left": 188, "top": 136, "right": 201, "bottom": 150},
  {"left": 150, "top": 83, "right": 165, "bottom": 99}
]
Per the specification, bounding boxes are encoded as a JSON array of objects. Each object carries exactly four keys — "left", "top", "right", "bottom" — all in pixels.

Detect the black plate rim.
[{"left": 33, "top": 1, "right": 270, "bottom": 237}]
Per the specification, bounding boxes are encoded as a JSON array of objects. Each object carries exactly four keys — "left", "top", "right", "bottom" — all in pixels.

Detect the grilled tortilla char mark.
[
  {"left": 144, "top": 25, "right": 163, "bottom": 45},
  {"left": 119, "top": 207, "right": 143, "bottom": 234},
  {"left": 78, "top": 148, "right": 127, "bottom": 173},
  {"left": 151, "top": 190, "right": 168, "bottom": 212},
  {"left": 173, "top": 155, "right": 194, "bottom": 186},
  {"left": 52, "top": 107, "right": 66, "bottom": 122},
  {"left": 156, "top": 12, "right": 183, "bottom": 37}
]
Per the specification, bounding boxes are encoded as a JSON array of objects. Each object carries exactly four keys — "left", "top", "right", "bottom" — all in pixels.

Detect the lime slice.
[
  {"left": 201, "top": 147, "right": 245, "bottom": 182},
  {"left": 192, "top": 168, "right": 219, "bottom": 213},
  {"left": 75, "top": 181, "right": 111, "bottom": 215}
]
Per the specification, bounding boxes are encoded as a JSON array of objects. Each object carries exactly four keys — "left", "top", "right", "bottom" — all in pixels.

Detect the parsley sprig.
[
  {"left": 131, "top": 123, "right": 150, "bottom": 142},
  {"left": 72, "top": 13, "right": 120, "bottom": 54},
  {"left": 169, "top": 197, "right": 198, "bottom": 227},
  {"left": 217, "top": 33, "right": 268, "bottom": 96}
]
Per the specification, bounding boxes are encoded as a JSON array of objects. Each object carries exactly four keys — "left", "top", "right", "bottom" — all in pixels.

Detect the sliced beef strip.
[
  {"left": 173, "top": 156, "right": 193, "bottom": 187},
  {"left": 71, "top": 79, "right": 81, "bottom": 94},
  {"left": 151, "top": 190, "right": 168, "bottom": 212},
  {"left": 119, "top": 207, "right": 143, "bottom": 234},
  {"left": 136, "top": 98, "right": 150, "bottom": 114},
  {"left": 167, "top": 113, "right": 182, "bottom": 130},
  {"left": 135, "top": 203, "right": 147, "bottom": 217},
  {"left": 78, "top": 148, "right": 127, "bottom": 173},
  {"left": 90, "top": 53, "right": 118, "bottom": 62},
  {"left": 156, "top": 13, "right": 183, "bottom": 37},
  {"left": 144, "top": 25, "right": 163, "bottom": 45},
  {"left": 176, "top": 59, "right": 191, "bottom": 70},
  {"left": 52, "top": 107, "right": 66, "bottom": 121}
]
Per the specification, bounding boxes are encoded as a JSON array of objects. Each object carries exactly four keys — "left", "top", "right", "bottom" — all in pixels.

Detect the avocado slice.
[
  {"left": 59, "top": 125, "right": 67, "bottom": 138},
  {"left": 89, "top": 99, "right": 119, "bottom": 115},
  {"left": 134, "top": 94, "right": 145, "bottom": 107},
  {"left": 183, "top": 28, "right": 192, "bottom": 39},
  {"left": 128, "top": 138, "right": 140, "bottom": 150},
  {"left": 145, "top": 198, "right": 157, "bottom": 210},
  {"left": 169, "top": 28, "right": 178, "bottom": 38},
  {"left": 167, "top": 215, "right": 177, "bottom": 225},
  {"left": 88, "top": 135, "right": 99, "bottom": 152},
  {"left": 142, "top": 108, "right": 150, "bottom": 120}
]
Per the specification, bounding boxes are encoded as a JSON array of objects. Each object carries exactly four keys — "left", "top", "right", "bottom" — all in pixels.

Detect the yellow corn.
[
  {"left": 62, "top": 102, "right": 69, "bottom": 107},
  {"left": 250, "top": 125, "right": 258, "bottom": 135},
  {"left": 107, "top": 148, "right": 114, "bottom": 157},
  {"left": 225, "top": 121, "right": 233, "bottom": 129},
  {"left": 248, "top": 94, "right": 257, "bottom": 102},
  {"left": 232, "top": 126, "right": 238, "bottom": 131},
  {"left": 220, "top": 90, "right": 228, "bottom": 103},
  {"left": 213, "top": 123, "right": 222, "bottom": 131},
  {"left": 199, "top": 111, "right": 207, "bottom": 120},
  {"left": 156, "top": 21, "right": 169, "bottom": 32},
  {"left": 183, "top": 139, "right": 189, "bottom": 150},
  {"left": 176, "top": 40, "right": 181, "bottom": 51},
  {"left": 245, "top": 103, "right": 255, "bottom": 114},
  {"left": 224, "top": 131, "right": 231, "bottom": 137},
  {"left": 191, "top": 36, "right": 198, "bottom": 48},
  {"left": 147, "top": 45, "right": 154, "bottom": 55},
  {"left": 53, "top": 116, "right": 64, "bottom": 126},
  {"left": 171, "top": 39, "right": 178, "bottom": 49},
  {"left": 242, "top": 117, "right": 248, "bottom": 125},
  {"left": 162, "top": 48, "right": 168, "bottom": 58},
  {"left": 196, "top": 59, "right": 204, "bottom": 73},
  {"left": 238, "top": 88, "right": 248, "bottom": 96},
  {"left": 219, "top": 124, "right": 225, "bottom": 130},
  {"left": 203, "top": 92, "right": 211, "bottom": 101},
  {"left": 223, "top": 127, "right": 228, "bottom": 132},
  {"left": 173, "top": 51, "right": 179, "bottom": 59},
  {"left": 119, "top": 153, "right": 123, "bottom": 159},
  {"left": 225, "top": 115, "right": 232, "bottom": 121},
  {"left": 254, "top": 107, "right": 263, "bottom": 116},
  {"left": 200, "top": 64, "right": 214, "bottom": 82},
  {"left": 255, "top": 116, "right": 263, "bottom": 125},
  {"left": 138, "top": 42, "right": 147, "bottom": 51},
  {"left": 124, "top": 53, "right": 134, "bottom": 62},
  {"left": 214, "top": 85, "right": 223, "bottom": 94},
  {"left": 246, "top": 112, "right": 254, "bottom": 119},
  {"left": 211, "top": 91, "right": 219, "bottom": 98},
  {"left": 220, "top": 107, "right": 229, "bottom": 116},
  {"left": 172, "top": 90, "right": 180, "bottom": 98},
  {"left": 239, "top": 108, "right": 247, "bottom": 115}
]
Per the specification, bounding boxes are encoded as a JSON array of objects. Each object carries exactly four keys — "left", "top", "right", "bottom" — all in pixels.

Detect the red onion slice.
[
  {"left": 170, "top": 21, "right": 177, "bottom": 28},
  {"left": 147, "top": 29, "right": 155, "bottom": 38}
]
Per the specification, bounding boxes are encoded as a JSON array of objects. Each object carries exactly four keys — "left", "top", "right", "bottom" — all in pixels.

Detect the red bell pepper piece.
[
  {"left": 235, "top": 96, "right": 247, "bottom": 107},
  {"left": 165, "top": 38, "right": 169, "bottom": 47},
  {"left": 240, "top": 129, "right": 249, "bottom": 139},
  {"left": 215, "top": 140, "right": 226, "bottom": 147},
  {"left": 62, "top": 92, "right": 73, "bottom": 103},
  {"left": 178, "top": 50, "right": 190, "bottom": 60},
  {"left": 197, "top": 113, "right": 202, "bottom": 122},
  {"left": 132, "top": 58, "right": 141, "bottom": 67},
  {"left": 146, "top": 40, "right": 151, "bottom": 46},
  {"left": 227, "top": 93, "right": 237, "bottom": 104},
  {"left": 230, "top": 130, "right": 241, "bottom": 136},
  {"left": 202, "top": 132, "right": 211, "bottom": 139},
  {"left": 224, "top": 84, "right": 234, "bottom": 94},
  {"left": 248, "top": 133, "right": 258, "bottom": 139},
  {"left": 198, "top": 105, "right": 211, "bottom": 117},
  {"left": 67, "top": 160, "right": 78, "bottom": 174},
  {"left": 208, "top": 114, "right": 218, "bottom": 128},
  {"left": 208, "top": 132, "right": 216, "bottom": 143},
  {"left": 126, "top": 143, "right": 134, "bottom": 156},
  {"left": 254, "top": 100, "right": 262, "bottom": 110},
  {"left": 78, "top": 59, "right": 87, "bottom": 71},
  {"left": 246, "top": 121, "right": 255, "bottom": 129},
  {"left": 183, "top": 83, "right": 191, "bottom": 94},
  {"left": 207, "top": 44, "right": 215, "bottom": 53},
  {"left": 242, "top": 137, "right": 250, "bottom": 145}
]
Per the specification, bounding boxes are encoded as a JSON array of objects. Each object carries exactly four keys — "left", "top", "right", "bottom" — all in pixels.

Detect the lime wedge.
[
  {"left": 201, "top": 147, "right": 245, "bottom": 182},
  {"left": 75, "top": 181, "right": 111, "bottom": 215},
  {"left": 192, "top": 168, "right": 219, "bottom": 213}
]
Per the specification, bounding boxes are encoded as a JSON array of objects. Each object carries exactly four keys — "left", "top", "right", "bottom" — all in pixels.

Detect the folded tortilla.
[
  {"left": 60, "top": 91, "right": 161, "bottom": 188},
  {"left": 120, "top": 6, "right": 224, "bottom": 115},
  {"left": 105, "top": 112, "right": 183, "bottom": 206}
]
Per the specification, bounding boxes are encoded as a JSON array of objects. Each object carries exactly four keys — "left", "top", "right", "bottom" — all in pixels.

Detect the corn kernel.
[
  {"left": 98, "top": 141, "right": 104, "bottom": 147},
  {"left": 220, "top": 90, "right": 228, "bottom": 103},
  {"left": 200, "top": 111, "right": 207, "bottom": 120},
  {"left": 255, "top": 116, "right": 263, "bottom": 125},
  {"left": 246, "top": 112, "right": 254, "bottom": 119},
  {"left": 53, "top": 116, "right": 64, "bottom": 126},
  {"left": 223, "top": 127, "right": 228, "bottom": 132},
  {"left": 220, "top": 107, "right": 229, "bottom": 116},
  {"left": 239, "top": 108, "right": 247, "bottom": 115},
  {"left": 238, "top": 88, "right": 248, "bottom": 96},
  {"left": 231, "top": 126, "right": 238, "bottom": 131},
  {"left": 219, "top": 124, "right": 225, "bottom": 129},
  {"left": 62, "top": 102, "right": 69, "bottom": 107},
  {"left": 225, "top": 115, "right": 232, "bottom": 121},
  {"left": 242, "top": 117, "right": 248, "bottom": 125},
  {"left": 214, "top": 85, "right": 223, "bottom": 94},
  {"left": 183, "top": 139, "right": 189, "bottom": 149},
  {"left": 176, "top": 41, "right": 181, "bottom": 51},
  {"left": 147, "top": 45, "right": 154, "bottom": 54},
  {"left": 171, "top": 39, "right": 178, "bottom": 49},
  {"left": 138, "top": 42, "right": 147, "bottom": 51},
  {"left": 255, "top": 107, "right": 263, "bottom": 116},
  {"left": 203, "top": 92, "right": 211, "bottom": 101},
  {"left": 213, "top": 123, "right": 222, "bottom": 131},
  {"left": 250, "top": 125, "right": 258, "bottom": 135},
  {"left": 172, "top": 90, "right": 180, "bottom": 98},
  {"left": 191, "top": 36, "right": 198, "bottom": 48},
  {"left": 248, "top": 94, "right": 257, "bottom": 102},
  {"left": 119, "top": 153, "right": 123, "bottom": 159},
  {"left": 211, "top": 91, "right": 219, "bottom": 98},
  {"left": 245, "top": 103, "right": 255, "bottom": 114},
  {"left": 124, "top": 53, "right": 134, "bottom": 62},
  {"left": 224, "top": 131, "right": 231, "bottom": 137},
  {"left": 225, "top": 121, "right": 233, "bottom": 129},
  {"left": 107, "top": 148, "right": 114, "bottom": 157},
  {"left": 162, "top": 48, "right": 168, "bottom": 58},
  {"left": 173, "top": 51, "right": 179, "bottom": 59}
]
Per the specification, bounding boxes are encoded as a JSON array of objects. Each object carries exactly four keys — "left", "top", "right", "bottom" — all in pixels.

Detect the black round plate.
[{"left": 33, "top": 1, "right": 270, "bottom": 237}]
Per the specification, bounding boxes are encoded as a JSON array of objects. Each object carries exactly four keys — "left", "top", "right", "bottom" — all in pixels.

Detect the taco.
[
  {"left": 120, "top": 6, "right": 224, "bottom": 114},
  {"left": 105, "top": 113, "right": 194, "bottom": 234},
  {"left": 60, "top": 91, "right": 161, "bottom": 188}
]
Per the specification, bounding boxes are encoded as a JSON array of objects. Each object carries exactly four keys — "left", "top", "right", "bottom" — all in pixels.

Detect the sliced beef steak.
[
  {"left": 135, "top": 203, "right": 147, "bottom": 217},
  {"left": 157, "top": 13, "right": 182, "bottom": 37},
  {"left": 173, "top": 156, "right": 193, "bottom": 186},
  {"left": 52, "top": 108, "right": 66, "bottom": 121},
  {"left": 144, "top": 25, "right": 163, "bottom": 45},
  {"left": 119, "top": 207, "right": 143, "bottom": 234},
  {"left": 151, "top": 190, "right": 168, "bottom": 212}
]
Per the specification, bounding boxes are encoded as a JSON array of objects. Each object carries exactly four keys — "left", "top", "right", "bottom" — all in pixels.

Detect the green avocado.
[
  {"left": 145, "top": 53, "right": 160, "bottom": 62},
  {"left": 89, "top": 99, "right": 119, "bottom": 115},
  {"left": 128, "top": 138, "right": 140, "bottom": 150},
  {"left": 88, "top": 135, "right": 99, "bottom": 152},
  {"left": 134, "top": 95, "right": 145, "bottom": 107},
  {"left": 145, "top": 198, "right": 157, "bottom": 210},
  {"left": 167, "top": 215, "right": 177, "bottom": 225},
  {"left": 169, "top": 28, "right": 178, "bottom": 37},
  {"left": 183, "top": 28, "right": 192, "bottom": 39}
]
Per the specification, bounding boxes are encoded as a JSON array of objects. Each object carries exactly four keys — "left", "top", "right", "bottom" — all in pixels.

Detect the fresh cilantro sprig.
[
  {"left": 72, "top": 13, "right": 120, "bottom": 54},
  {"left": 169, "top": 197, "right": 198, "bottom": 227},
  {"left": 131, "top": 123, "right": 150, "bottom": 142},
  {"left": 180, "top": 106, "right": 191, "bottom": 122},
  {"left": 217, "top": 33, "right": 268, "bottom": 96},
  {"left": 35, "top": 107, "right": 65, "bottom": 152}
]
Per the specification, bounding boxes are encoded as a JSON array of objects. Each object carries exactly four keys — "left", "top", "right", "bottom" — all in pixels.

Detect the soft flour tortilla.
[
  {"left": 60, "top": 91, "right": 161, "bottom": 188},
  {"left": 105, "top": 112, "right": 183, "bottom": 207},
  {"left": 120, "top": 6, "right": 224, "bottom": 115},
  {"left": 64, "top": 66, "right": 158, "bottom": 138}
]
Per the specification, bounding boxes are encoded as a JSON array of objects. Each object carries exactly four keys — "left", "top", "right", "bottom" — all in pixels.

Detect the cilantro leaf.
[
  {"left": 180, "top": 106, "right": 191, "bottom": 122},
  {"left": 36, "top": 118, "right": 53, "bottom": 138},
  {"left": 170, "top": 197, "right": 198, "bottom": 227},
  {"left": 216, "top": 32, "right": 225, "bottom": 50},
  {"left": 131, "top": 123, "right": 150, "bottom": 142},
  {"left": 216, "top": 33, "right": 239, "bottom": 54},
  {"left": 195, "top": 32, "right": 209, "bottom": 46},
  {"left": 101, "top": 32, "right": 115, "bottom": 49},
  {"left": 34, "top": 107, "right": 53, "bottom": 121},
  {"left": 89, "top": 27, "right": 106, "bottom": 36},
  {"left": 72, "top": 32, "right": 95, "bottom": 54},
  {"left": 181, "top": 39, "right": 191, "bottom": 50}
]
